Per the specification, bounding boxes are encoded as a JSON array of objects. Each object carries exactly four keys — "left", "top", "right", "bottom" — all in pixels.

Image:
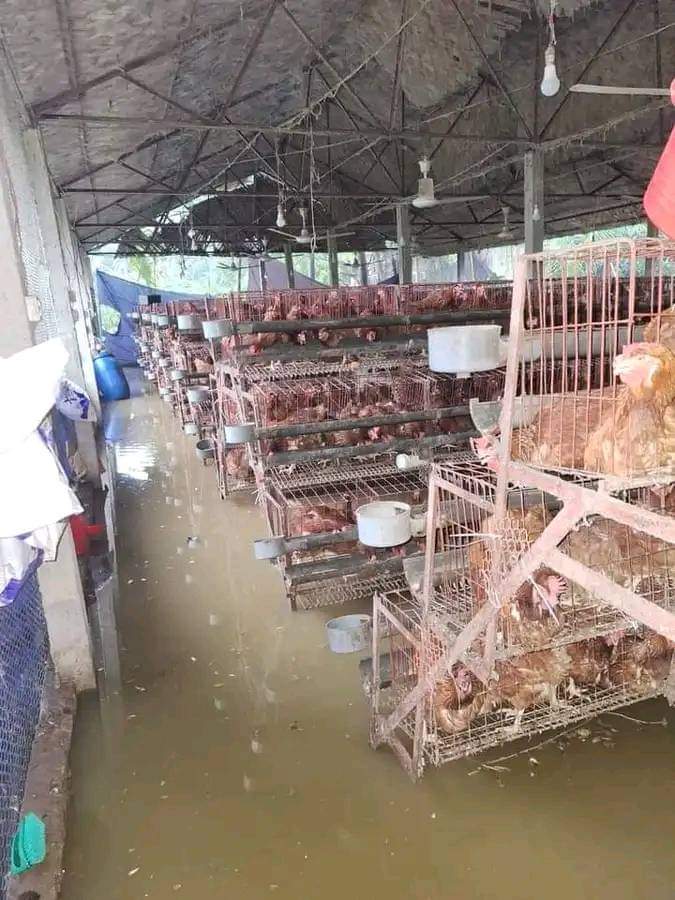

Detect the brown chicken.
[
  {"left": 584, "top": 342, "right": 675, "bottom": 477},
  {"left": 433, "top": 665, "right": 492, "bottom": 734},
  {"left": 608, "top": 634, "right": 672, "bottom": 694},
  {"left": 643, "top": 303, "right": 675, "bottom": 353},
  {"left": 225, "top": 447, "right": 251, "bottom": 482},
  {"left": 286, "top": 504, "right": 352, "bottom": 537},
  {"left": 565, "top": 638, "right": 611, "bottom": 694},
  {"left": 467, "top": 506, "right": 567, "bottom": 642},
  {"left": 490, "top": 647, "right": 569, "bottom": 732}
]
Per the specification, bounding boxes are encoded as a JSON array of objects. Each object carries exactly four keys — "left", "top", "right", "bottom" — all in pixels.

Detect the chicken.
[
  {"left": 225, "top": 447, "right": 251, "bottom": 482},
  {"left": 317, "top": 327, "right": 341, "bottom": 349},
  {"left": 193, "top": 357, "right": 213, "bottom": 374},
  {"left": 433, "top": 665, "right": 492, "bottom": 734},
  {"left": 466, "top": 506, "right": 567, "bottom": 652},
  {"left": 490, "top": 647, "right": 569, "bottom": 732},
  {"left": 286, "top": 504, "right": 352, "bottom": 536},
  {"left": 565, "top": 638, "right": 611, "bottom": 695},
  {"left": 643, "top": 304, "right": 675, "bottom": 353},
  {"left": 608, "top": 633, "right": 673, "bottom": 694},
  {"left": 584, "top": 342, "right": 675, "bottom": 477}
]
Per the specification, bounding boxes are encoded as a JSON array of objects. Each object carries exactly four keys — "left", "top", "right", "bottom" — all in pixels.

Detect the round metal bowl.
[
  {"left": 187, "top": 386, "right": 210, "bottom": 404},
  {"left": 183, "top": 422, "right": 199, "bottom": 436},
  {"left": 195, "top": 439, "right": 215, "bottom": 460},
  {"left": 169, "top": 369, "right": 187, "bottom": 381},
  {"left": 202, "top": 318, "right": 231, "bottom": 339},
  {"left": 177, "top": 313, "right": 201, "bottom": 331}
]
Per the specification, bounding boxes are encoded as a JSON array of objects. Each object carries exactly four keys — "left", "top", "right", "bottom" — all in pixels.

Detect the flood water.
[{"left": 63, "top": 384, "right": 675, "bottom": 899}]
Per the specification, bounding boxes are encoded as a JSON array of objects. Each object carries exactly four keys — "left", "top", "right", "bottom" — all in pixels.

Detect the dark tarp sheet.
[{"left": 94, "top": 270, "right": 201, "bottom": 365}]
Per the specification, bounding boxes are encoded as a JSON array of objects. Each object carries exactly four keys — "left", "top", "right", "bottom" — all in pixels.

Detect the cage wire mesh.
[
  {"left": 0, "top": 574, "right": 49, "bottom": 897},
  {"left": 507, "top": 239, "right": 675, "bottom": 482}
]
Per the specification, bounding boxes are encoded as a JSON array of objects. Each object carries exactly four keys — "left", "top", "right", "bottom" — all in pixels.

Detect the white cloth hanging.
[{"left": 0, "top": 339, "right": 83, "bottom": 597}]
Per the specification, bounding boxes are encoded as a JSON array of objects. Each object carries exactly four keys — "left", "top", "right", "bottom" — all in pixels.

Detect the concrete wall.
[{"left": 0, "top": 55, "right": 96, "bottom": 692}]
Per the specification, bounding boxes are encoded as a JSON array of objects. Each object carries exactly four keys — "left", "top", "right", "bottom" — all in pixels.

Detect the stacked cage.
[
  {"left": 371, "top": 240, "right": 675, "bottom": 778},
  {"left": 258, "top": 457, "right": 432, "bottom": 610}
]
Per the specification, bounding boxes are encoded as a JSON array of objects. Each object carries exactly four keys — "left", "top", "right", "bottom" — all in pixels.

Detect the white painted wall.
[{"left": 0, "top": 57, "right": 96, "bottom": 692}]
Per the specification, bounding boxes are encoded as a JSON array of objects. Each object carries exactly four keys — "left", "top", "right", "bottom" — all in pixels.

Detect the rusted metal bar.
[
  {"left": 264, "top": 432, "right": 474, "bottom": 467},
  {"left": 547, "top": 548, "right": 675, "bottom": 642},
  {"left": 285, "top": 552, "right": 408, "bottom": 585},
  {"left": 228, "top": 307, "right": 511, "bottom": 335},
  {"left": 251, "top": 404, "right": 469, "bottom": 440}
]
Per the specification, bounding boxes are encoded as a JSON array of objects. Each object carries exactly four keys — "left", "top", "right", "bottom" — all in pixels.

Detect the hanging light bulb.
[
  {"left": 532, "top": 203, "right": 541, "bottom": 222},
  {"left": 540, "top": 1, "right": 560, "bottom": 97},
  {"left": 540, "top": 44, "right": 560, "bottom": 97},
  {"left": 276, "top": 203, "right": 287, "bottom": 229},
  {"left": 412, "top": 156, "right": 438, "bottom": 208},
  {"left": 498, "top": 206, "right": 513, "bottom": 240},
  {"left": 296, "top": 206, "right": 311, "bottom": 244}
]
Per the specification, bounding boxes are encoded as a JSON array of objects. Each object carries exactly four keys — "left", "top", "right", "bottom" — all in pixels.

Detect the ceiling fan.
[
  {"left": 497, "top": 206, "right": 515, "bottom": 240},
  {"left": 268, "top": 206, "right": 354, "bottom": 246}
]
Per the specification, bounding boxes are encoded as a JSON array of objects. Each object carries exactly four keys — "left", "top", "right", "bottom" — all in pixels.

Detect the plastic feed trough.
[
  {"left": 326, "top": 614, "right": 372, "bottom": 654},
  {"left": 356, "top": 500, "right": 411, "bottom": 547}
]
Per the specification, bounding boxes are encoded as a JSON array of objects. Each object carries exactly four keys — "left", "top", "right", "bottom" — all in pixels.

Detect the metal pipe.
[
  {"left": 286, "top": 552, "right": 413, "bottom": 585},
  {"left": 231, "top": 336, "right": 427, "bottom": 360},
  {"left": 228, "top": 307, "right": 511, "bottom": 335},
  {"left": 264, "top": 431, "right": 475, "bottom": 466},
  {"left": 253, "top": 405, "right": 469, "bottom": 440}
]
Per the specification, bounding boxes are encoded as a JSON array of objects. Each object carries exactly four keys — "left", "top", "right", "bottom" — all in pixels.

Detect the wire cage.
[
  {"left": 372, "top": 576, "right": 670, "bottom": 774},
  {"left": 400, "top": 281, "right": 513, "bottom": 313},
  {"left": 260, "top": 459, "right": 429, "bottom": 610},
  {"left": 224, "top": 285, "right": 401, "bottom": 324},
  {"left": 498, "top": 239, "right": 675, "bottom": 482},
  {"left": 370, "top": 460, "right": 674, "bottom": 778}
]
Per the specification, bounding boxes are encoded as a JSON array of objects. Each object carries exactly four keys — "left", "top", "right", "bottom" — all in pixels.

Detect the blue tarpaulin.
[{"left": 94, "top": 270, "right": 202, "bottom": 365}]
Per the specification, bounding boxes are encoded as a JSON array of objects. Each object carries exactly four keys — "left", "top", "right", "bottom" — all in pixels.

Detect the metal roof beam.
[
  {"left": 30, "top": 7, "right": 258, "bottom": 117},
  {"left": 448, "top": 0, "right": 533, "bottom": 139},
  {"left": 41, "top": 112, "right": 537, "bottom": 146}
]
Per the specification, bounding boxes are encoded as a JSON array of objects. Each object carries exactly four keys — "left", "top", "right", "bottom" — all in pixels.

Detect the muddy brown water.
[{"left": 62, "top": 386, "right": 675, "bottom": 899}]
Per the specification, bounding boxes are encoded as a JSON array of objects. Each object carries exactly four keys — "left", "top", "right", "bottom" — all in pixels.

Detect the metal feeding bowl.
[
  {"left": 202, "top": 318, "right": 231, "bottom": 339},
  {"left": 183, "top": 422, "right": 199, "bottom": 436},
  {"left": 158, "top": 357, "right": 170, "bottom": 368},
  {"left": 195, "top": 439, "right": 215, "bottom": 460},
  {"left": 223, "top": 422, "right": 255, "bottom": 444},
  {"left": 428, "top": 324, "right": 506, "bottom": 375},
  {"left": 169, "top": 369, "right": 187, "bottom": 381},
  {"left": 356, "top": 501, "right": 411, "bottom": 547},
  {"left": 326, "top": 614, "right": 372, "bottom": 654},
  {"left": 187, "top": 386, "right": 210, "bottom": 404},
  {"left": 155, "top": 314, "right": 171, "bottom": 328},
  {"left": 177, "top": 313, "right": 201, "bottom": 331}
]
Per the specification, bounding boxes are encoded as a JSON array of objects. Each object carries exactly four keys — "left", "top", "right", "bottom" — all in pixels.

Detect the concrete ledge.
[{"left": 7, "top": 680, "right": 76, "bottom": 900}]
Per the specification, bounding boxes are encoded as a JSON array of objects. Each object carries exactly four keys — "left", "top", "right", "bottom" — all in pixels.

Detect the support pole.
[
  {"left": 284, "top": 243, "right": 295, "bottom": 289},
  {"left": 327, "top": 230, "right": 339, "bottom": 286},
  {"left": 646, "top": 219, "right": 659, "bottom": 277},
  {"left": 358, "top": 251, "right": 368, "bottom": 286},
  {"left": 457, "top": 249, "right": 469, "bottom": 281},
  {"left": 258, "top": 256, "right": 268, "bottom": 291},
  {"left": 524, "top": 148, "right": 544, "bottom": 253},
  {"left": 396, "top": 203, "right": 412, "bottom": 284},
  {"left": 309, "top": 250, "right": 316, "bottom": 282}
]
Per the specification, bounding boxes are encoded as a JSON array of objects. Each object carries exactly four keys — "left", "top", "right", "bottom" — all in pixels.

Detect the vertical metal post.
[
  {"left": 524, "top": 148, "right": 544, "bottom": 253},
  {"left": 259, "top": 257, "right": 268, "bottom": 291},
  {"left": 358, "top": 251, "right": 368, "bottom": 286},
  {"left": 457, "top": 249, "right": 468, "bottom": 281},
  {"left": 309, "top": 250, "right": 316, "bottom": 282},
  {"left": 396, "top": 203, "right": 413, "bottom": 284},
  {"left": 237, "top": 257, "right": 243, "bottom": 293},
  {"left": 284, "top": 243, "right": 295, "bottom": 289},
  {"left": 327, "top": 230, "right": 339, "bottom": 286}
]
